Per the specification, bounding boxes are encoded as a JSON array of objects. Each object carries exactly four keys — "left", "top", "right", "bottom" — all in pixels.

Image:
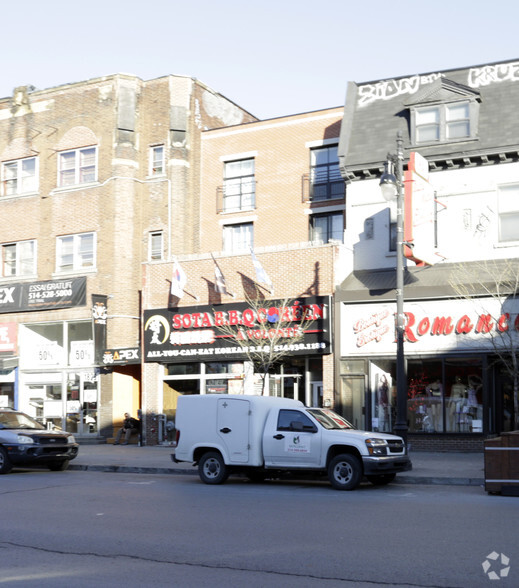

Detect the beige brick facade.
[{"left": 0, "top": 75, "right": 256, "bottom": 441}]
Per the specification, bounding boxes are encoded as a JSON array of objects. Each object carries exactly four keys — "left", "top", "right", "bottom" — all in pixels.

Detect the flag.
[
  {"left": 250, "top": 247, "right": 274, "bottom": 292},
  {"left": 170, "top": 259, "right": 187, "bottom": 298},
  {"left": 212, "top": 254, "right": 228, "bottom": 295}
]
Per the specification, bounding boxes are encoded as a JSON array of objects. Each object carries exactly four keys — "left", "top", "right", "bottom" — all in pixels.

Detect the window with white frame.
[
  {"left": 310, "top": 145, "right": 344, "bottom": 201},
  {"left": 223, "top": 159, "right": 255, "bottom": 212},
  {"left": 414, "top": 101, "right": 472, "bottom": 144},
  {"left": 309, "top": 212, "right": 344, "bottom": 244},
  {"left": 149, "top": 231, "right": 164, "bottom": 260},
  {"left": 58, "top": 147, "right": 97, "bottom": 187},
  {"left": 1, "top": 240, "right": 36, "bottom": 277},
  {"left": 223, "top": 222, "right": 253, "bottom": 252},
  {"left": 2, "top": 157, "right": 38, "bottom": 196},
  {"left": 57, "top": 232, "right": 96, "bottom": 272},
  {"left": 498, "top": 184, "right": 519, "bottom": 242},
  {"left": 150, "top": 145, "right": 165, "bottom": 175}
]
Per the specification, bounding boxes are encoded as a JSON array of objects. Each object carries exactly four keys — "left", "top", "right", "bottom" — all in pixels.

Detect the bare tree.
[
  {"left": 449, "top": 258, "right": 519, "bottom": 430},
  {"left": 214, "top": 288, "right": 319, "bottom": 396}
]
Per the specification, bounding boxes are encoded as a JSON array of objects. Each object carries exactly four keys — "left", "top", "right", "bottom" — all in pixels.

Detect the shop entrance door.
[
  {"left": 339, "top": 375, "right": 365, "bottom": 429},
  {"left": 66, "top": 371, "right": 98, "bottom": 436}
]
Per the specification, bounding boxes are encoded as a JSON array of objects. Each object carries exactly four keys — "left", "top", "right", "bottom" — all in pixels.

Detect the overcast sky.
[{"left": 3, "top": 0, "right": 519, "bottom": 120}]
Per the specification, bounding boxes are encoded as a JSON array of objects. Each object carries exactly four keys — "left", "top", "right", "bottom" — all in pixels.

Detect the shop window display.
[{"left": 370, "top": 358, "right": 483, "bottom": 434}]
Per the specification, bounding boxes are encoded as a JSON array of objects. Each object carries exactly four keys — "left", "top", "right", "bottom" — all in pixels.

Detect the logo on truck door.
[{"left": 286, "top": 435, "right": 310, "bottom": 453}]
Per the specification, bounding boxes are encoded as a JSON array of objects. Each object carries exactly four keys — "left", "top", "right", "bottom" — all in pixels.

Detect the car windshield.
[
  {"left": 307, "top": 408, "right": 355, "bottom": 430},
  {"left": 0, "top": 411, "right": 46, "bottom": 430}
]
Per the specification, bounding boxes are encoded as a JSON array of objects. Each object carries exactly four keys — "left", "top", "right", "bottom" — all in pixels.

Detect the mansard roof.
[{"left": 338, "top": 59, "right": 519, "bottom": 180}]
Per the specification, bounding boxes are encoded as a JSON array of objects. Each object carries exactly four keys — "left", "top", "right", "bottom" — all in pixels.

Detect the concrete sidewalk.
[{"left": 69, "top": 444, "right": 485, "bottom": 487}]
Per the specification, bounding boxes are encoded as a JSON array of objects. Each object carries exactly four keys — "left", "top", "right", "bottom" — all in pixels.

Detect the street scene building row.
[{"left": 0, "top": 59, "right": 518, "bottom": 449}]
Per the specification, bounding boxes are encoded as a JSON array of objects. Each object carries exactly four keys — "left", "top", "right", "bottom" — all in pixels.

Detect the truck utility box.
[{"left": 172, "top": 394, "right": 411, "bottom": 490}]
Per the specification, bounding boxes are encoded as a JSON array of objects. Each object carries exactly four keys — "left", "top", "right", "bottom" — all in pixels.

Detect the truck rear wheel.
[
  {"left": 198, "top": 452, "right": 229, "bottom": 485},
  {"left": 328, "top": 454, "right": 361, "bottom": 490}
]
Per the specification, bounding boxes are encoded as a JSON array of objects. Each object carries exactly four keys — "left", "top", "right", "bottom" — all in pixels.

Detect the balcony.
[{"left": 302, "top": 168, "right": 345, "bottom": 203}]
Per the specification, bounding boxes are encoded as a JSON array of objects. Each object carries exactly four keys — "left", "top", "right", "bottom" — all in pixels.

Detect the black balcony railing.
[{"left": 302, "top": 168, "right": 345, "bottom": 203}]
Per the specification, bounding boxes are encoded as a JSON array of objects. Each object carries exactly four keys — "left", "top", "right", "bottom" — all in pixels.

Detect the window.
[
  {"left": 498, "top": 184, "right": 519, "bottom": 242},
  {"left": 150, "top": 146, "right": 165, "bottom": 175},
  {"left": 310, "top": 212, "right": 344, "bottom": 244},
  {"left": 415, "top": 101, "right": 471, "bottom": 144},
  {"left": 57, "top": 233, "right": 95, "bottom": 272},
  {"left": 2, "top": 157, "right": 37, "bottom": 196},
  {"left": 149, "top": 231, "right": 163, "bottom": 261},
  {"left": 223, "top": 222, "right": 253, "bottom": 252},
  {"left": 277, "top": 410, "right": 317, "bottom": 432},
  {"left": 58, "top": 147, "right": 97, "bottom": 187},
  {"left": 310, "top": 145, "right": 344, "bottom": 201},
  {"left": 223, "top": 159, "right": 255, "bottom": 212},
  {"left": 1, "top": 240, "right": 36, "bottom": 277}
]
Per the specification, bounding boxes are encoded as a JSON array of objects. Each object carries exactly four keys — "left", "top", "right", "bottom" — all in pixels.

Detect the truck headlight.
[
  {"left": 67, "top": 435, "right": 76, "bottom": 444},
  {"left": 365, "top": 438, "right": 388, "bottom": 456},
  {"left": 17, "top": 435, "right": 35, "bottom": 444}
]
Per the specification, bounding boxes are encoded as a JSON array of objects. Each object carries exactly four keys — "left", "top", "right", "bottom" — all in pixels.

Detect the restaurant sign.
[{"left": 143, "top": 296, "right": 331, "bottom": 362}]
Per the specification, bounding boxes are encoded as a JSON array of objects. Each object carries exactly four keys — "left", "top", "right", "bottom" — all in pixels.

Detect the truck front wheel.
[
  {"left": 198, "top": 452, "right": 229, "bottom": 485},
  {"left": 328, "top": 454, "right": 361, "bottom": 490}
]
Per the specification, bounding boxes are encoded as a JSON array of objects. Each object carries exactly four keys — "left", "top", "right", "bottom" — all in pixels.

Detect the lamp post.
[{"left": 380, "top": 131, "right": 408, "bottom": 445}]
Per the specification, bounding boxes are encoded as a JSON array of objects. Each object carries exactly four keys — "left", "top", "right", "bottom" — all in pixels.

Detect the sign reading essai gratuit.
[{"left": 143, "top": 296, "right": 332, "bottom": 362}]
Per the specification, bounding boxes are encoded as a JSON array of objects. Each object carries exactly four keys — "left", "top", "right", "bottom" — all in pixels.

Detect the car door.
[{"left": 263, "top": 409, "right": 321, "bottom": 468}]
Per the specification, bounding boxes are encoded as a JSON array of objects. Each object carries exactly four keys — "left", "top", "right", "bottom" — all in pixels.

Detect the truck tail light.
[{"left": 172, "top": 429, "right": 180, "bottom": 448}]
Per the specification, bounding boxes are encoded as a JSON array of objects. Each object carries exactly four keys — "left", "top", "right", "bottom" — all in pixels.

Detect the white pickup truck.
[{"left": 172, "top": 394, "right": 411, "bottom": 490}]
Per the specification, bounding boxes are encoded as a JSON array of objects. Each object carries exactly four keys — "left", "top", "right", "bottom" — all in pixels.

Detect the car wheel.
[
  {"left": 48, "top": 460, "right": 70, "bottom": 472},
  {"left": 0, "top": 447, "right": 13, "bottom": 474},
  {"left": 367, "top": 473, "right": 396, "bottom": 486},
  {"left": 198, "top": 452, "right": 228, "bottom": 485},
  {"left": 328, "top": 454, "right": 361, "bottom": 490}
]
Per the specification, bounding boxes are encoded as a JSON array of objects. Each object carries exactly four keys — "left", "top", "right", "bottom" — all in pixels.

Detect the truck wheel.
[
  {"left": 0, "top": 447, "right": 13, "bottom": 474},
  {"left": 328, "top": 454, "right": 361, "bottom": 490},
  {"left": 367, "top": 473, "right": 396, "bottom": 486},
  {"left": 198, "top": 452, "right": 228, "bottom": 485}
]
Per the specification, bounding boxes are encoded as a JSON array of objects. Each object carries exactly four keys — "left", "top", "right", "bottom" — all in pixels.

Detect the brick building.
[
  {"left": 142, "top": 107, "right": 348, "bottom": 443},
  {"left": 0, "top": 74, "right": 256, "bottom": 441}
]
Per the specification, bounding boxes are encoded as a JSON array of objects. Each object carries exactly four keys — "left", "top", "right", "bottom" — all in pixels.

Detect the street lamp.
[{"left": 380, "top": 131, "right": 408, "bottom": 445}]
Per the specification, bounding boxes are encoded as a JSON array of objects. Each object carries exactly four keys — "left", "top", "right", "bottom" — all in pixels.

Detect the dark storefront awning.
[{"left": 337, "top": 259, "right": 519, "bottom": 303}]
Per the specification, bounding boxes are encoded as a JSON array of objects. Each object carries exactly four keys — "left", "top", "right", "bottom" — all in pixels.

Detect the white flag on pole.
[
  {"left": 250, "top": 247, "right": 273, "bottom": 293},
  {"left": 170, "top": 259, "right": 187, "bottom": 298},
  {"left": 212, "top": 255, "right": 228, "bottom": 295}
]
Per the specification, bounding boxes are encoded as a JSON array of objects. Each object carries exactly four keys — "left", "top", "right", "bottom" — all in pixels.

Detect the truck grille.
[{"left": 387, "top": 439, "right": 405, "bottom": 453}]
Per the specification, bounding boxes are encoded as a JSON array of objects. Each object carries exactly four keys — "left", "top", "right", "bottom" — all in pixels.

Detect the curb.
[{"left": 68, "top": 463, "right": 483, "bottom": 486}]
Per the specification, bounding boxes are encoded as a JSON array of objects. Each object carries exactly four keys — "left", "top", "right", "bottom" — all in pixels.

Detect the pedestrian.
[{"left": 113, "top": 412, "right": 140, "bottom": 445}]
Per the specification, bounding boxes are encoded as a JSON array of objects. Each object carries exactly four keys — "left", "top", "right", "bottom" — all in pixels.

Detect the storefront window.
[
  {"left": 368, "top": 357, "right": 483, "bottom": 434},
  {"left": 166, "top": 363, "right": 200, "bottom": 375},
  {"left": 206, "top": 362, "right": 243, "bottom": 374},
  {"left": 407, "top": 361, "right": 443, "bottom": 433},
  {"left": 444, "top": 358, "right": 483, "bottom": 433}
]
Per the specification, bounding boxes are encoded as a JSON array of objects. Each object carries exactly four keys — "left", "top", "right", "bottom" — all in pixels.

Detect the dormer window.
[
  {"left": 406, "top": 78, "right": 480, "bottom": 147},
  {"left": 415, "top": 101, "right": 471, "bottom": 143}
]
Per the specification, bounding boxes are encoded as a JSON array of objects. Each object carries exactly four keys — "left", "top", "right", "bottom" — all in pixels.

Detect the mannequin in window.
[
  {"left": 426, "top": 379, "right": 443, "bottom": 432},
  {"left": 448, "top": 377, "right": 466, "bottom": 431}
]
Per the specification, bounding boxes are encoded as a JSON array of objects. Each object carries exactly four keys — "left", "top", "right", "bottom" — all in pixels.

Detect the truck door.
[
  {"left": 263, "top": 409, "right": 321, "bottom": 468},
  {"left": 217, "top": 398, "right": 250, "bottom": 463}
]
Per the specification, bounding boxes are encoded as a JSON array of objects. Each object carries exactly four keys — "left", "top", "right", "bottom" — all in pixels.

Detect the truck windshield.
[{"left": 307, "top": 409, "right": 355, "bottom": 430}]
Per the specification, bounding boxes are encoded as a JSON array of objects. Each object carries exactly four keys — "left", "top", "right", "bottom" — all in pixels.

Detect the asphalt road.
[{"left": 0, "top": 470, "right": 517, "bottom": 587}]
